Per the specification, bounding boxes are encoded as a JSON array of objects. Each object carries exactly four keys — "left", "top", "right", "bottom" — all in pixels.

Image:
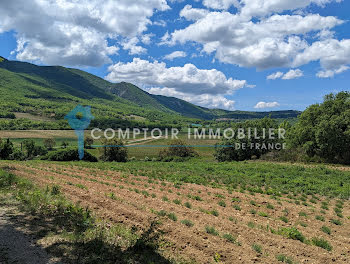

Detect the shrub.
[
  {"left": 0, "top": 138, "right": 14, "bottom": 159},
  {"left": 330, "top": 218, "right": 342, "bottom": 225},
  {"left": 205, "top": 226, "right": 219, "bottom": 236},
  {"left": 45, "top": 148, "right": 97, "bottom": 162},
  {"left": 250, "top": 209, "right": 257, "bottom": 215},
  {"left": 267, "top": 203, "right": 275, "bottom": 209},
  {"left": 184, "top": 201, "right": 192, "bottom": 209},
  {"left": 252, "top": 244, "right": 262, "bottom": 254},
  {"left": 156, "top": 210, "right": 167, "bottom": 217},
  {"left": 43, "top": 138, "right": 56, "bottom": 150},
  {"left": 210, "top": 210, "right": 219, "bottom": 217},
  {"left": 258, "top": 211, "right": 268, "bottom": 217},
  {"left": 276, "top": 254, "right": 295, "bottom": 264},
  {"left": 168, "top": 213, "right": 177, "bottom": 222},
  {"left": 173, "top": 199, "right": 181, "bottom": 205},
  {"left": 280, "top": 216, "right": 289, "bottom": 223},
  {"left": 321, "top": 226, "right": 331, "bottom": 235},
  {"left": 218, "top": 200, "right": 226, "bottom": 207},
  {"left": 312, "top": 237, "right": 332, "bottom": 251},
  {"left": 299, "top": 211, "right": 307, "bottom": 217},
  {"left": 279, "top": 227, "right": 305, "bottom": 242},
  {"left": 158, "top": 139, "right": 197, "bottom": 161},
  {"left": 99, "top": 139, "right": 128, "bottom": 162},
  {"left": 181, "top": 219, "right": 194, "bottom": 227},
  {"left": 233, "top": 204, "right": 241, "bottom": 211},
  {"left": 223, "top": 233, "right": 240, "bottom": 245},
  {"left": 315, "top": 215, "right": 325, "bottom": 222}
]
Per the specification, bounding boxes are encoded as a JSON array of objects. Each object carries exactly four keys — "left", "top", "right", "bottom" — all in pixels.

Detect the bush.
[
  {"left": 45, "top": 148, "right": 97, "bottom": 162},
  {"left": 205, "top": 226, "right": 219, "bottom": 236},
  {"left": 99, "top": 139, "right": 128, "bottom": 162},
  {"left": 0, "top": 138, "right": 14, "bottom": 159},
  {"left": 214, "top": 117, "right": 283, "bottom": 162},
  {"left": 43, "top": 138, "right": 56, "bottom": 150},
  {"left": 158, "top": 139, "right": 197, "bottom": 161},
  {"left": 321, "top": 226, "right": 331, "bottom": 235},
  {"left": 312, "top": 237, "right": 332, "bottom": 251},
  {"left": 288, "top": 92, "right": 350, "bottom": 165}
]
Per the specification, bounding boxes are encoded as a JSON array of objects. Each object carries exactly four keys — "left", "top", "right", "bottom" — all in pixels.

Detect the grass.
[
  {"left": 173, "top": 199, "right": 181, "bottom": 205},
  {"left": 278, "top": 227, "right": 305, "bottom": 242},
  {"left": 233, "top": 204, "right": 241, "bottom": 211},
  {"left": 210, "top": 209, "right": 219, "bottom": 217},
  {"left": 312, "top": 237, "right": 332, "bottom": 251},
  {"left": 181, "top": 219, "right": 194, "bottom": 227},
  {"left": 184, "top": 201, "right": 192, "bottom": 209},
  {"left": 252, "top": 244, "right": 262, "bottom": 254},
  {"left": 298, "top": 211, "right": 307, "bottom": 217},
  {"left": 168, "top": 212, "right": 177, "bottom": 222},
  {"left": 258, "top": 211, "right": 269, "bottom": 217},
  {"left": 205, "top": 226, "right": 219, "bottom": 236},
  {"left": 250, "top": 209, "right": 257, "bottom": 215},
  {"left": 218, "top": 200, "right": 226, "bottom": 207},
  {"left": 61, "top": 160, "right": 350, "bottom": 199},
  {"left": 0, "top": 170, "right": 171, "bottom": 264},
  {"left": 276, "top": 254, "right": 295, "bottom": 264},
  {"left": 223, "top": 233, "right": 240, "bottom": 246},
  {"left": 315, "top": 215, "right": 325, "bottom": 222},
  {"left": 321, "top": 226, "right": 331, "bottom": 235},
  {"left": 330, "top": 218, "right": 342, "bottom": 225},
  {"left": 279, "top": 216, "right": 289, "bottom": 223},
  {"left": 266, "top": 203, "right": 275, "bottom": 209}
]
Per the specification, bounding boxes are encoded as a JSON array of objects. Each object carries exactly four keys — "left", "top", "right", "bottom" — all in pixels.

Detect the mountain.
[{"left": 0, "top": 56, "right": 300, "bottom": 129}]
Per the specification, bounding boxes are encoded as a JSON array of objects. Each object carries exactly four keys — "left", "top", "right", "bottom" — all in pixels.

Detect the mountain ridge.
[{"left": 0, "top": 57, "right": 301, "bottom": 124}]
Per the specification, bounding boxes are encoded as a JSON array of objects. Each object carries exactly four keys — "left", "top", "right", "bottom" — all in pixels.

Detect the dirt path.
[{"left": 0, "top": 195, "right": 61, "bottom": 264}]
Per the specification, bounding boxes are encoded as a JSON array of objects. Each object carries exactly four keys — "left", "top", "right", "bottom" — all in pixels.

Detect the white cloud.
[
  {"left": 240, "top": 0, "right": 342, "bottom": 18},
  {"left": 203, "top": 0, "right": 239, "bottom": 10},
  {"left": 267, "top": 69, "right": 303, "bottom": 80},
  {"left": 282, "top": 69, "right": 304, "bottom": 79},
  {"left": 105, "top": 58, "right": 249, "bottom": 110},
  {"left": 254, "top": 102, "right": 280, "bottom": 109},
  {"left": 267, "top": 71, "right": 284, "bottom": 80},
  {"left": 293, "top": 39, "right": 350, "bottom": 70},
  {"left": 121, "top": 37, "right": 147, "bottom": 55},
  {"left": 149, "top": 87, "right": 236, "bottom": 110},
  {"left": 0, "top": 0, "right": 169, "bottom": 66},
  {"left": 180, "top": 5, "right": 209, "bottom": 21},
  {"left": 164, "top": 51, "right": 187, "bottom": 60},
  {"left": 171, "top": 12, "right": 343, "bottom": 69},
  {"left": 316, "top": 65, "right": 350, "bottom": 78}
]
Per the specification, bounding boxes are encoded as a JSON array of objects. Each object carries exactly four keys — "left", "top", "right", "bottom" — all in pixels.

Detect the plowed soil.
[{"left": 3, "top": 162, "right": 350, "bottom": 264}]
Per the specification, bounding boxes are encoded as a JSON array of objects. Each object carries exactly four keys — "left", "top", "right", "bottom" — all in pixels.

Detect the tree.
[
  {"left": 99, "top": 139, "right": 128, "bottom": 162},
  {"left": 158, "top": 139, "right": 197, "bottom": 161},
  {"left": 214, "top": 117, "right": 282, "bottom": 162},
  {"left": 44, "top": 138, "right": 56, "bottom": 150},
  {"left": 0, "top": 138, "right": 14, "bottom": 159},
  {"left": 288, "top": 92, "right": 350, "bottom": 164}
]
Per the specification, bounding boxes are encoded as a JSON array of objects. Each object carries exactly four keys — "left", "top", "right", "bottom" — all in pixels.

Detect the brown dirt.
[{"left": 2, "top": 162, "right": 350, "bottom": 264}]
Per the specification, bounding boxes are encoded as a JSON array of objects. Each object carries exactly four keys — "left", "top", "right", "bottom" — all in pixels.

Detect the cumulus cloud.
[
  {"left": 267, "top": 69, "right": 303, "bottom": 80},
  {"left": 254, "top": 102, "right": 280, "bottom": 109},
  {"left": 180, "top": 5, "right": 209, "bottom": 21},
  {"left": 316, "top": 65, "right": 350, "bottom": 78},
  {"left": 149, "top": 87, "right": 236, "bottom": 110},
  {"left": 105, "top": 58, "right": 249, "bottom": 110},
  {"left": 171, "top": 11, "right": 343, "bottom": 70},
  {"left": 164, "top": 51, "right": 187, "bottom": 60},
  {"left": 267, "top": 71, "right": 284, "bottom": 80},
  {"left": 0, "top": 0, "right": 169, "bottom": 66},
  {"left": 203, "top": 0, "right": 239, "bottom": 10},
  {"left": 121, "top": 37, "right": 147, "bottom": 55}
]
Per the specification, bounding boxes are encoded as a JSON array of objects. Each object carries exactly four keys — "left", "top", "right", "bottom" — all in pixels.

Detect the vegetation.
[
  {"left": 158, "top": 139, "right": 197, "bottom": 161},
  {"left": 99, "top": 139, "right": 128, "bottom": 162},
  {"left": 311, "top": 237, "right": 332, "bottom": 251}
]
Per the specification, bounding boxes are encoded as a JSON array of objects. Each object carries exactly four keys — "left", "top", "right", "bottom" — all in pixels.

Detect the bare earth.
[
  {"left": 0, "top": 195, "right": 61, "bottom": 264},
  {"left": 2, "top": 162, "right": 350, "bottom": 264}
]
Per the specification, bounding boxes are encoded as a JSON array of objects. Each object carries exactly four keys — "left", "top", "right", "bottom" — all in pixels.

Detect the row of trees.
[{"left": 214, "top": 91, "right": 350, "bottom": 164}]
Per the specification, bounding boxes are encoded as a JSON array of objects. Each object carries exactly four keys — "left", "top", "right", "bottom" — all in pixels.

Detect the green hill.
[{"left": 0, "top": 56, "right": 300, "bottom": 129}]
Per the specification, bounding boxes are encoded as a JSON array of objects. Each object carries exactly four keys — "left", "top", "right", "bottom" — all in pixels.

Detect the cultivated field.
[{"left": 1, "top": 160, "right": 349, "bottom": 264}]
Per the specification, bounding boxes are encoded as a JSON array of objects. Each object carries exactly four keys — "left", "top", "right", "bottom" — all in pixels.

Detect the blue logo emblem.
[{"left": 65, "top": 105, "right": 94, "bottom": 159}]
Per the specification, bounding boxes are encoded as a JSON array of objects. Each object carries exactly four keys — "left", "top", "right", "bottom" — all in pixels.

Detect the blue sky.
[{"left": 0, "top": 0, "right": 349, "bottom": 111}]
